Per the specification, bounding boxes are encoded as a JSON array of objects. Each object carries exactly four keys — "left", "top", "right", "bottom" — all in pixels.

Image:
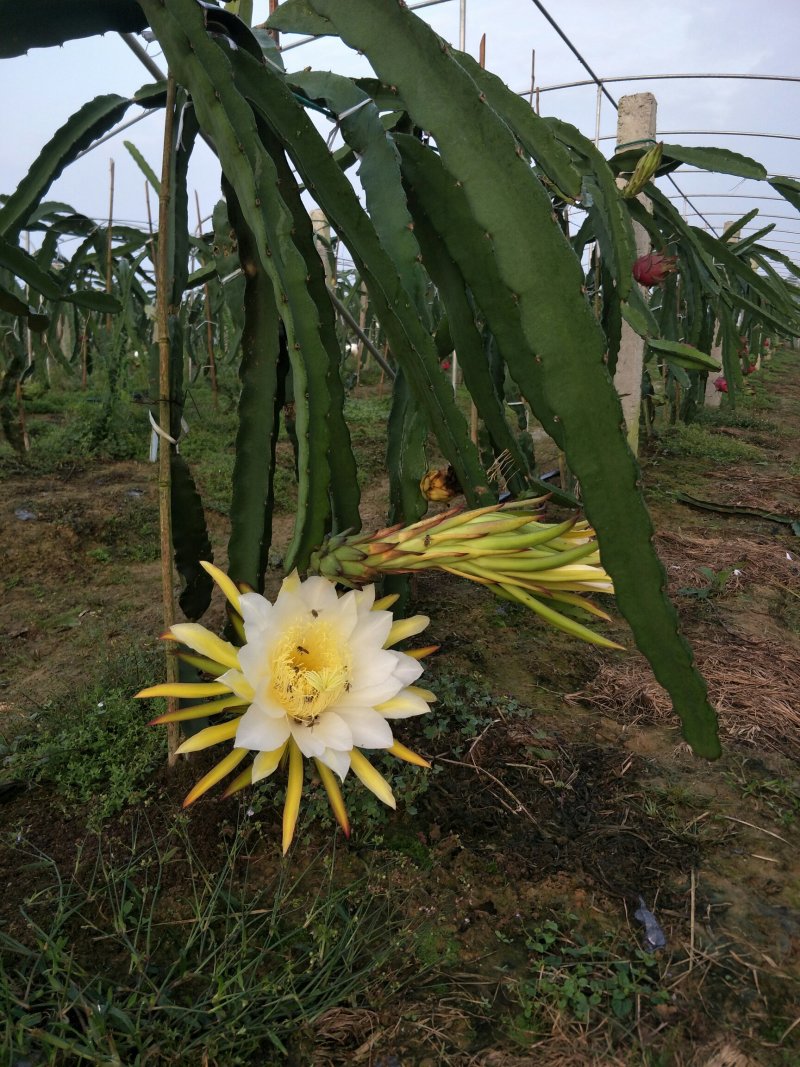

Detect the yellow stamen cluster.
[{"left": 269, "top": 621, "right": 350, "bottom": 722}]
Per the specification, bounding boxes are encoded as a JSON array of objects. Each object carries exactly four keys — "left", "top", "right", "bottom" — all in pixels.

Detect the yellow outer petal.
[
  {"left": 372, "top": 593, "right": 400, "bottom": 612},
  {"left": 282, "top": 739, "right": 304, "bottom": 855},
  {"left": 227, "top": 606, "right": 246, "bottom": 644},
  {"left": 375, "top": 689, "right": 431, "bottom": 719},
  {"left": 314, "top": 759, "right": 351, "bottom": 837},
  {"left": 405, "top": 685, "right": 437, "bottom": 703},
  {"left": 183, "top": 748, "right": 248, "bottom": 807},
  {"left": 200, "top": 561, "right": 241, "bottom": 614},
  {"left": 388, "top": 740, "right": 430, "bottom": 768},
  {"left": 149, "top": 695, "right": 245, "bottom": 724},
  {"left": 252, "top": 742, "right": 288, "bottom": 783},
  {"left": 170, "top": 624, "right": 240, "bottom": 671},
  {"left": 349, "top": 749, "right": 396, "bottom": 809},
  {"left": 136, "top": 681, "right": 231, "bottom": 699},
  {"left": 221, "top": 765, "right": 253, "bottom": 798},
  {"left": 176, "top": 718, "right": 241, "bottom": 754},
  {"left": 404, "top": 644, "right": 440, "bottom": 661},
  {"left": 384, "top": 615, "right": 430, "bottom": 648},
  {"left": 176, "top": 652, "right": 229, "bottom": 676}
]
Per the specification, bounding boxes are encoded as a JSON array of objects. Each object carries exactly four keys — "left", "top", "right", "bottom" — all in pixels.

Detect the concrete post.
[
  {"left": 703, "top": 325, "right": 724, "bottom": 408},
  {"left": 310, "top": 208, "right": 335, "bottom": 285},
  {"left": 614, "top": 93, "right": 657, "bottom": 454},
  {"left": 704, "top": 221, "right": 736, "bottom": 409}
]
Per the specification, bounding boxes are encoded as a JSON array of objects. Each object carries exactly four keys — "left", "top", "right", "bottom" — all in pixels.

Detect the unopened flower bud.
[{"left": 420, "top": 466, "right": 462, "bottom": 502}]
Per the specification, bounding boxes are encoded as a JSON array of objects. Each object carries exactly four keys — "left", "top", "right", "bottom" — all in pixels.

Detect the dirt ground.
[{"left": 1, "top": 352, "right": 799, "bottom": 1066}]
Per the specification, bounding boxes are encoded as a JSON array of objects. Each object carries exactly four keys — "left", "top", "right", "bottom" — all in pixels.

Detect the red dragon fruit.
[{"left": 632, "top": 251, "right": 678, "bottom": 287}]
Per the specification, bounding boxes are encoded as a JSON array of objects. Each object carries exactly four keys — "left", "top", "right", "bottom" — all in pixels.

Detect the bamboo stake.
[
  {"left": 105, "top": 158, "right": 115, "bottom": 332},
  {"left": 156, "top": 76, "right": 180, "bottom": 765},
  {"left": 195, "top": 190, "right": 219, "bottom": 408}
]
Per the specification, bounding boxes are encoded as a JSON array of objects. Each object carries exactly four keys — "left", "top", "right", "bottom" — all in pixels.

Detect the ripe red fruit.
[{"left": 632, "top": 251, "right": 678, "bottom": 287}]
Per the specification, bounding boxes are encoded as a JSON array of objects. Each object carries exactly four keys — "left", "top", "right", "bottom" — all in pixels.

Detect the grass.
[
  {"left": 657, "top": 423, "right": 766, "bottom": 464},
  {"left": 0, "top": 650, "right": 166, "bottom": 829},
  {"left": 724, "top": 757, "right": 800, "bottom": 828},
  {"left": 0, "top": 661, "right": 540, "bottom": 1066},
  {"left": 696, "top": 407, "right": 782, "bottom": 434},
  {"left": 0, "top": 816, "right": 411, "bottom": 1066}
]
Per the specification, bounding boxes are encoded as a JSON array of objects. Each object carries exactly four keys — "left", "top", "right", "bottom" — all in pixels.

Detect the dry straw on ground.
[
  {"left": 569, "top": 631, "right": 800, "bottom": 759},
  {"left": 567, "top": 525, "right": 800, "bottom": 757},
  {"left": 655, "top": 529, "right": 799, "bottom": 596}
]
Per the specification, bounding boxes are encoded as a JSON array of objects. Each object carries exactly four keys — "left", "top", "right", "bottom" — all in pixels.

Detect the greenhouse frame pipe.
[
  {"left": 671, "top": 212, "right": 800, "bottom": 223},
  {"left": 664, "top": 193, "right": 788, "bottom": 203},
  {"left": 527, "top": 0, "right": 618, "bottom": 109},
  {"left": 599, "top": 130, "right": 800, "bottom": 144},
  {"left": 530, "top": 72, "right": 800, "bottom": 95},
  {"left": 327, "top": 287, "right": 396, "bottom": 381},
  {"left": 669, "top": 170, "right": 800, "bottom": 180},
  {"left": 523, "top": 0, "right": 718, "bottom": 234}
]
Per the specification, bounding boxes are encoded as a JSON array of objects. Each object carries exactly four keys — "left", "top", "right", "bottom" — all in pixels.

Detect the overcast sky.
[{"left": 1, "top": 0, "right": 798, "bottom": 269}]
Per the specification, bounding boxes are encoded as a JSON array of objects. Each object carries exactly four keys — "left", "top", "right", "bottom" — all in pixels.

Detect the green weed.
[
  {"left": 696, "top": 408, "right": 780, "bottom": 434},
  {"left": 0, "top": 818, "right": 408, "bottom": 1066},
  {"left": 725, "top": 758, "right": 800, "bottom": 828},
  {"left": 658, "top": 424, "right": 766, "bottom": 464},
  {"left": 0, "top": 650, "right": 165, "bottom": 828},
  {"left": 290, "top": 667, "right": 532, "bottom": 845},
  {"left": 508, "top": 916, "right": 668, "bottom": 1039},
  {"left": 678, "top": 564, "right": 742, "bottom": 600},
  {"left": 87, "top": 547, "right": 112, "bottom": 564}
]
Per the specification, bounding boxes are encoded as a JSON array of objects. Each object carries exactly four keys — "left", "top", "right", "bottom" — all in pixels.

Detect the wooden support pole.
[
  {"left": 613, "top": 93, "right": 657, "bottom": 454},
  {"left": 156, "top": 75, "right": 180, "bottom": 765}
]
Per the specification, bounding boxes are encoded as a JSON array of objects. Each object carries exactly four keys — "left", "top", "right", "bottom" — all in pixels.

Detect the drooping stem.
[{"left": 156, "top": 74, "right": 180, "bottom": 765}]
